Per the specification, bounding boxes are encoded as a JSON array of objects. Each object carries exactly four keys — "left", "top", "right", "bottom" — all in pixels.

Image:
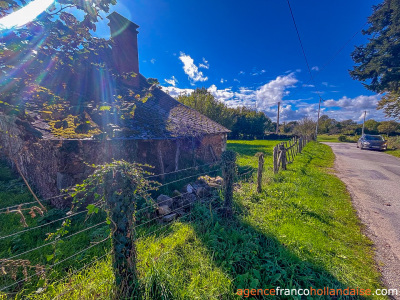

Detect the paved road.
[{"left": 325, "top": 142, "right": 400, "bottom": 296}]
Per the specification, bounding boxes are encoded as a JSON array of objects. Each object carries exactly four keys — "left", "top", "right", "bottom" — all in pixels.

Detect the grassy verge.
[
  {"left": 317, "top": 134, "right": 359, "bottom": 143},
  {"left": 386, "top": 149, "right": 400, "bottom": 158},
  {"left": 1, "top": 141, "right": 385, "bottom": 299}
]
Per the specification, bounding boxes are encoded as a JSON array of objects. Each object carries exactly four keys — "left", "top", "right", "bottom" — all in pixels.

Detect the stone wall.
[{"left": 0, "top": 115, "right": 227, "bottom": 207}]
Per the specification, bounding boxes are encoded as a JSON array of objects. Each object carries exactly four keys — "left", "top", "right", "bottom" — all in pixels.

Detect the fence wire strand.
[
  {"left": 4, "top": 221, "right": 107, "bottom": 261},
  {"left": 144, "top": 161, "right": 221, "bottom": 179},
  {"left": 0, "top": 237, "right": 110, "bottom": 292},
  {"left": 0, "top": 209, "right": 89, "bottom": 241}
]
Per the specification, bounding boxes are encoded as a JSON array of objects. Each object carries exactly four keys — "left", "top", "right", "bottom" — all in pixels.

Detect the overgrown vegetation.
[{"left": 0, "top": 141, "right": 386, "bottom": 299}]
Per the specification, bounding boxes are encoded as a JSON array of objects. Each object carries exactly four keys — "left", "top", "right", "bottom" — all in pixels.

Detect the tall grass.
[{"left": 1, "top": 142, "right": 386, "bottom": 299}]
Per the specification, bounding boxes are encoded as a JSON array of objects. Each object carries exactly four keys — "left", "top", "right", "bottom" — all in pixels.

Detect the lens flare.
[{"left": 0, "top": 0, "right": 54, "bottom": 29}]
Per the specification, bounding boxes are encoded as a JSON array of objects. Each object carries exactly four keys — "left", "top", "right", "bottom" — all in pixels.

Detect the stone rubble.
[{"left": 155, "top": 175, "right": 223, "bottom": 222}]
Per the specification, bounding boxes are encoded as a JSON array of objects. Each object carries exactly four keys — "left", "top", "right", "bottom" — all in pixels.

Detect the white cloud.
[
  {"left": 239, "top": 71, "right": 245, "bottom": 75},
  {"left": 161, "top": 86, "right": 194, "bottom": 97},
  {"left": 150, "top": 58, "right": 156, "bottom": 64},
  {"left": 251, "top": 69, "right": 266, "bottom": 76},
  {"left": 233, "top": 78, "right": 240, "bottom": 83},
  {"left": 323, "top": 95, "right": 385, "bottom": 121},
  {"left": 324, "top": 95, "right": 381, "bottom": 110},
  {"left": 163, "top": 72, "right": 299, "bottom": 114},
  {"left": 179, "top": 52, "right": 208, "bottom": 84},
  {"left": 199, "top": 57, "right": 209, "bottom": 69},
  {"left": 208, "top": 85, "right": 235, "bottom": 102},
  {"left": 255, "top": 73, "right": 298, "bottom": 108},
  {"left": 312, "top": 66, "right": 319, "bottom": 71},
  {"left": 164, "top": 76, "right": 178, "bottom": 87},
  {"left": 302, "top": 84, "right": 315, "bottom": 88},
  {"left": 220, "top": 78, "right": 227, "bottom": 83}
]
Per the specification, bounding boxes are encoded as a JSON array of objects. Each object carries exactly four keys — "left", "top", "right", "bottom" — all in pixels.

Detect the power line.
[{"left": 286, "top": 0, "right": 314, "bottom": 81}]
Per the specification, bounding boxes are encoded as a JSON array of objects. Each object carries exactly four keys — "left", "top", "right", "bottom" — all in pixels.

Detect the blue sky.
[{"left": 4, "top": 0, "right": 387, "bottom": 122}]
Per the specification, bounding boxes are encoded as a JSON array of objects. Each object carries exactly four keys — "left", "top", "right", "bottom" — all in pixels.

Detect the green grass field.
[
  {"left": 317, "top": 134, "right": 359, "bottom": 143},
  {"left": 0, "top": 141, "right": 385, "bottom": 299}
]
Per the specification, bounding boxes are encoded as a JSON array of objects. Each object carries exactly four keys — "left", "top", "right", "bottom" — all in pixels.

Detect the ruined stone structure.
[{"left": 0, "top": 13, "right": 229, "bottom": 207}]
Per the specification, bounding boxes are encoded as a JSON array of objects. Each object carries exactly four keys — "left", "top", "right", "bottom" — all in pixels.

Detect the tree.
[
  {"left": 364, "top": 119, "right": 380, "bottom": 134},
  {"left": 293, "top": 117, "right": 316, "bottom": 138},
  {"left": 230, "top": 107, "right": 271, "bottom": 139},
  {"left": 1, "top": 0, "right": 116, "bottom": 113},
  {"left": 377, "top": 91, "right": 400, "bottom": 120},
  {"left": 350, "top": 0, "right": 400, "bottom": 119},
  {"left": 0, "top": 1, "right": 157, "bottom": 139},
  {"left": 177, "top": 88, "right": 236, "bottom": 130},
  {"left": 378, "top": 120, "right": 399, "bottom": 136},
  {"left": 176, "top": 88, "right": 272, "bottom": 139},
  {"left": 317, "top": 115, "right": 338, "bottom": 134}
]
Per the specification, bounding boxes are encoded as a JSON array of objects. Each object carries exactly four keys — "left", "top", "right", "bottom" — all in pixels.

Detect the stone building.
[{"left": 0, "top": 12, "right": 229, "bottom": 207}]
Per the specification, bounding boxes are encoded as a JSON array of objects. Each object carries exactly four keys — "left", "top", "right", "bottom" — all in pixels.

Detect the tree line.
[
  {"left": 176, "top": 88, "right": 274, "bottom": 139},
  {"left": 281, "top": 115, "right": 400, "bottom": 137}
]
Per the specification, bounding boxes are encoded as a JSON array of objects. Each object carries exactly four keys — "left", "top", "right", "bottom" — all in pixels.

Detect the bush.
[
  {"left": 387, "top": 136, "right": 400, "bottom": 150},
  {"left": 338, "top": 135, "right": 347, "bottom": 142}
]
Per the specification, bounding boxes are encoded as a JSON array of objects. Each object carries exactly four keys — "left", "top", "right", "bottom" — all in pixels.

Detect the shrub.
[
  {"left": 387, "top": 136, "right": 400, "bottom": 150},
  {"left": 338, "top": 135, "right": 347, "bottom": 142}
]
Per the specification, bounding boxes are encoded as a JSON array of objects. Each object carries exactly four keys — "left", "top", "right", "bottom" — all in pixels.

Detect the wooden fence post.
[
  {"left": 273, "top": 146, "right": 278, "bottom": 174},
  {"left": 257, "top": 153, "right": 264, "bottom": 193},
  {"left": 221, "top": 150, "right": 237, "bottom": 217},
  {"left": 105, "top": 171, "right": 138, "bottom": 299},
  {"left": 280, "top": 144, "right": 287, "bottom": 170},
  {"left": 290, "top": 139, "right": 295, "bottom": 162}
]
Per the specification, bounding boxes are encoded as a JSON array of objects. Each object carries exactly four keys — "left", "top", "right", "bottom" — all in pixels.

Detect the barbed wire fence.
[{"left": 0, "top": 140, "right": 312, "bottom": 298}]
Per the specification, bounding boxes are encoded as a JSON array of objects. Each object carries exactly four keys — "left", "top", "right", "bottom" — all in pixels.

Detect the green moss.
[{"left": 48, "top": 115, "right": 102, "bottom": 139}]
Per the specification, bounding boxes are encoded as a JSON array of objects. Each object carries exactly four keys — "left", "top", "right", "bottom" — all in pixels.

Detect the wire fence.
[
  {"left": 0, "top": 160, "right": 224, "bottom": 295},
  {"left": 0, "top": 141, "right": 311, "bottom": 298}
]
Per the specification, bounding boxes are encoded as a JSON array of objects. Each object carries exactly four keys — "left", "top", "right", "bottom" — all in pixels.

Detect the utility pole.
[
  {"left": 276, "top": 102, "right": 280, "bottom": 134},
  {"left": 315, "top": 96, "right": 322, "bottom": 140},
  {"left": 362, "top": 110, "right": 367, "bottom": 136}
]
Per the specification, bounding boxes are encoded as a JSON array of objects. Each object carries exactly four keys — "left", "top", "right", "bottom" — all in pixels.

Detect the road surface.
[{"left": 325, "top": 142, "right": 400, "bottom": 296}]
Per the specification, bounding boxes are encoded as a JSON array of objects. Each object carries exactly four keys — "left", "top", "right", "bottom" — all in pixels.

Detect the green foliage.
[
  {"left": 350, "top": 0, "right": 400, "bottom": 94},
  {"left": 21, "top": 141, "right": 385, "bottom": 299},
  {"left": 0, "top": 0, "right": 156, "bottom": 139},
  {"left": 0, "top": 160, "right": 111, "bottom": 295},
  {"left": 377, "top": 120, "right": 399, "bottom": 136},
  {"left": 230, "top": 107, "right": 271, "bottom": 140},
  {"left": 338, "top": 135, "right": 348, "bottom": 142},
  {"left": 0, "top": 0, "right": 116, "bottom": 113},
  {"left": 364, "top": 119, "right": 380, "bottom": 134},
  {"left": 293, "top": 117, "right": 316, "bottom": 138},
  {"left": 177, "top": 88, "right": 272, "bottom": 139},
  {"left": 377, "top": 92, "right": 400, "bottom": 120},
  {"left": 67, "top": 160, "right": 159, "bottom": 298},
  {"left": 177, "top": 88, "right": 236, "bottom": 129}
]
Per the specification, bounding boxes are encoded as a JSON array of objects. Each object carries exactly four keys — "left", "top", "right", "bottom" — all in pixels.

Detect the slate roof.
[
  {"left": 30, "top": 73, "right": 229, "bottom": 140},
  {"left": 124, "top": 74, "right": 230, "bottom": 139}
]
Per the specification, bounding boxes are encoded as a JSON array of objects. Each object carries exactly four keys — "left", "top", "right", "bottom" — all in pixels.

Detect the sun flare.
[{"left": 0, "top": 0, "right": 54, "bottom": 29}]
